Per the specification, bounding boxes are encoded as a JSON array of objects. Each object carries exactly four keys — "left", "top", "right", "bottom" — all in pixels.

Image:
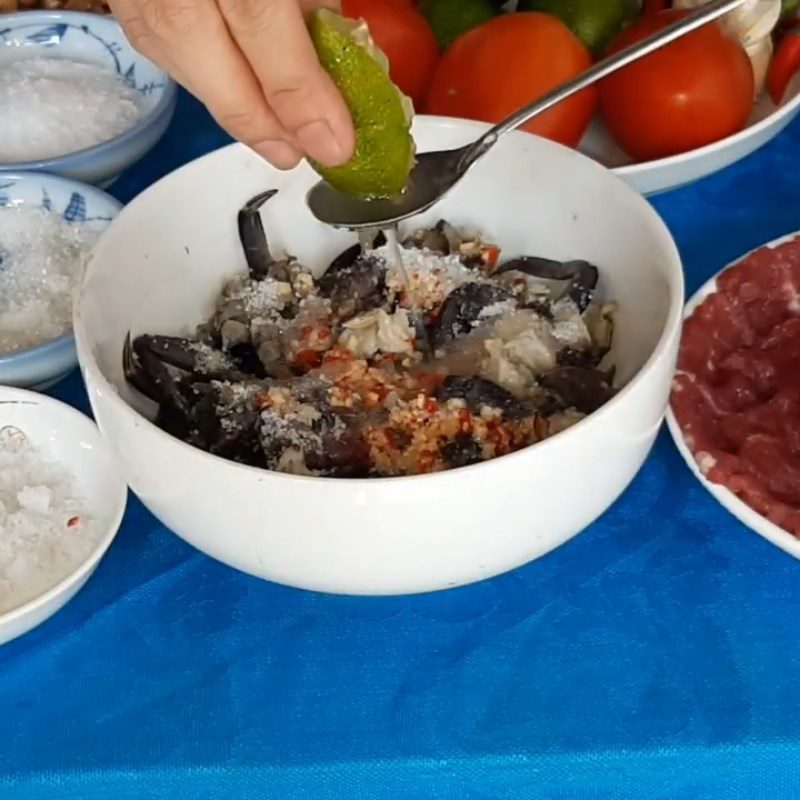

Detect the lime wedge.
[{"left": 307, "top": 8, "right": 415, "bottom": 199}]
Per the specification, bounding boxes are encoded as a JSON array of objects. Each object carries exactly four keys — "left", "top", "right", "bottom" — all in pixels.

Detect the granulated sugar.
[
  {"left": 0, "top": 58, "right": 144, "bottom": 162},
  {"left": 0, "top": 206, "right": 98, "bottom": 354},
  {"left": 0, "top": 426, "right": 101, "bottom": 614}
]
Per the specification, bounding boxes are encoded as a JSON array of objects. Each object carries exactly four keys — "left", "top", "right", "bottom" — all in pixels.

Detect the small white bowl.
[
  {"left": 0, "top": 11, "right": 177, "bottom": 186},
  {"left": 75, "top": 119, "right": 684, "bottom": 595},
  {"left": 0, "top": 171, "right": 122, "bottom": 389},
  {"left": 0, "top": 386, "right": 127, "bottom": 645}
]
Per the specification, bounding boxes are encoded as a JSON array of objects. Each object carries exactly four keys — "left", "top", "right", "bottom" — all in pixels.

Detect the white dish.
[
  {"left": 666, "top": 233, "right": 800, "bottom": 561},
  {"left": 0, "top": 11, "right": 177, "bottom": 186},
  {"left": 579, "top": 75, "right": 800, "bottom": 195},
  {"left": 0, "top": 386, "right": 128, "bottom": 645},
  {"left": 74, "top": 118, "right": 684, "bottom": 596},
  {"left": 0, "top": 171, "right": 122, "bottom": 389}
]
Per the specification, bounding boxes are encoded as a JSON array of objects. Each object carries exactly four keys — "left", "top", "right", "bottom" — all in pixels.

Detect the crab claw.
[
  {"left": 238, "top": 189, "right": 278, "bottom": 280},
  {"left": 123, "top": 333, "right": 190, "bottom": 412}
]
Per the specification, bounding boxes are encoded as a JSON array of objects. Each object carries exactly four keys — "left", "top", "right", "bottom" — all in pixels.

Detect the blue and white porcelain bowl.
[
  {"left": 0, "top": 11, "right": 177, "bottom": 186},
  {"left": 0, "top": 172, "right": 122, "bottom": 389}
]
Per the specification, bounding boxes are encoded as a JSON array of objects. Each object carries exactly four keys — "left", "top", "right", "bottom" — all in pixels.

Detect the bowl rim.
[
  {"left": 0, "top": 10, "right": 178, "bottom": 171},
  {"left": 0, "top": 170, "right": 122, "bottom": 367},
  {"left": 0, "top": 385, "right": 128, "bottom": 631},
  {"left": 75, "top": 132, "right": 685, "bottom": 487}
]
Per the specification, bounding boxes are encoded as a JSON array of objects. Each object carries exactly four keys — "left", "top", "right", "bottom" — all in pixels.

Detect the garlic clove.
[
  {"left": 747, "top": 35, "right": 774, "bottom": 97},
  {"left": 672, "top": 0, "right": 780, "bottom": 96}
]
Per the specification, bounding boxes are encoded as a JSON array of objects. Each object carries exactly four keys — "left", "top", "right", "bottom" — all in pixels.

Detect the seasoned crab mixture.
[{"left": 124, "top": 190, "right": 617, "bottom": 477}]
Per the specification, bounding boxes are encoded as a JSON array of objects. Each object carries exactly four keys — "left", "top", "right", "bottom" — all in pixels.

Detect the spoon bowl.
[{"left": 307, "top": 146, "right": 468, "bottom": 230}]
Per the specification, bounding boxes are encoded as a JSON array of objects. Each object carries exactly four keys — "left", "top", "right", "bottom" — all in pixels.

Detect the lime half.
[{"left": 308, "top": 8, "right": 415, "bottom": 200}]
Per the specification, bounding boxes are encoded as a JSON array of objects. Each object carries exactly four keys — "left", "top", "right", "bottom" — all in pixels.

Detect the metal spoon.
[{"left": 307, "top": 0, "right": 747, "bottom": 231}]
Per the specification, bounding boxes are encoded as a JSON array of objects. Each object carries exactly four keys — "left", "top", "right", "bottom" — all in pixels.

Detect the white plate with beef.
[{"left": 667, "top": 232, "right": 800, "bottom": 560}]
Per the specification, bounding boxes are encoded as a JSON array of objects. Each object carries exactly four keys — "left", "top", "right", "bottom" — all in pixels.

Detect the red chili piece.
[
  {"left": 293, "top": 349, "right": 323, "bottom": 370},
  {"left": 481, "top": 246, "right": 501, "bottom": 270}
]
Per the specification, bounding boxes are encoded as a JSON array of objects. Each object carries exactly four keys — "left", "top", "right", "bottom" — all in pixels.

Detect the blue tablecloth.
[{"left": 4, "top": 91, "right": 800, "bottom": 799}]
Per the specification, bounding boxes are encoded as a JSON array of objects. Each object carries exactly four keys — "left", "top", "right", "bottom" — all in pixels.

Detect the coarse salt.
[
  {"left": 218, "top": 276, "right": 293, "bottom": 322},
  {"left": 0, "top": 206, "right": 98, "bottom": 354},
  {"left": 189, "top": 342, "right": 235, "bottom": 373},
  {"left": 375, "top": 243, "right": 476, "bottom": 310},
  {"left": 0, "top": 427, "right": 101, "bottom": 615},
  {"left": 0, "top": 57, "right": 144, "bottom": 163},
  {"left": 477, "top": 299, "right": 518, "bottom": 323}
]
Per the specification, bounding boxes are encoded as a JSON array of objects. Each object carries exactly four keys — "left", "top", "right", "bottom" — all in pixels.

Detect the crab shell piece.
[
  {"left": 538, "top": 366, "right": 615, "bottom": 414},
  {"left": 494, "top": 257, "right": 599, "bottom": 313},
  {"left": 430, "top": 282, "right": 517, "bottom": 352},
  {"left": 435, "top": 375, "right": 534, "bottom": 420}
]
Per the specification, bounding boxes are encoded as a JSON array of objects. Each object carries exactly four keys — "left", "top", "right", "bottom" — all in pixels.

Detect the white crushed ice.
[
  {"left": 0, "top": 57, "right": 145, "bottom": 162},
  {"left": 0, "top": 206, "right": 98, "bottom": 354},
  {"left": 0, "top": 426, "right": 102, "bottom": 615}
]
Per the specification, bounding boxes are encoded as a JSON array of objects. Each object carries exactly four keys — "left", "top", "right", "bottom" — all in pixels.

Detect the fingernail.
[
  {"left": 253, "top": 140, "right": 301, "bottom": 170},
  {"left": 296, "top": 120, "right": 346, "bottom": 166}
]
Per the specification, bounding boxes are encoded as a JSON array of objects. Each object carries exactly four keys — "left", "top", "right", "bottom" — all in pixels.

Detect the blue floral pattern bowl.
[
  {"left": 0, "top": 172, "right": 122, "bottom": 389},
  {"left": 0, "top": 11, "right": 177, "bottom": 186}
]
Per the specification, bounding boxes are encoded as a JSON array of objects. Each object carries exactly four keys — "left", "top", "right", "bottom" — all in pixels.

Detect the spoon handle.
[{"left": 459, "top": 0, "right": 749, "bottom": 171}]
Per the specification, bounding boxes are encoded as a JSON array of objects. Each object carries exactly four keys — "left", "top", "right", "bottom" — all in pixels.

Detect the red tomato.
[
  {"left": 425, "top": 13, "right": 597, "bottom": 148},
  {"left": 341, "top": 0, "right": 439, "bottom": 110},
  {"left": 766, "top": 27, "right": 800, "bottom": 105},
  {"left": 599, "top": 10, "right": 754, "bottom": 161},
  {"left": 641, "top": 0, "right": 670, "bottom": 14}
]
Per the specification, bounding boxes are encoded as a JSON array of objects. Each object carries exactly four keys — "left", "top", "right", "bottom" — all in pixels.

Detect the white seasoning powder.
[
  {"left": 0, "top": 58, "right": 145, "bottom": 162},
  {"left": 0, "top": 206, "right": 98, "bottom": 354},
  {"left": 0, "top": 427, "right": 102, "bottom": 615}
]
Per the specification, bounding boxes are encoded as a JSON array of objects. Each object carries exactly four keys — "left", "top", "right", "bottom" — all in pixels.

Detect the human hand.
[{"left": 109, "top": 0, "right": 355, "bottom": 169}]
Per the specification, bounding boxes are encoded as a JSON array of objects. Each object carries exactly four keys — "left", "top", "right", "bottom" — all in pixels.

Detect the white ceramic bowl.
[
  {"left": 74, "top": 118, "right": 684, "bottom": 595},
  {"left": 666, "top": 233, "right": 800, "bottom": 562},
  {"left": 0, "top": 11, "right": 177, "bottom": 186},
  {"left": 0, "top": 387, "right": 128, "bottom": 646},
  {"left": 0, "top": 172, "right": 122, "bottom": 389}
]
